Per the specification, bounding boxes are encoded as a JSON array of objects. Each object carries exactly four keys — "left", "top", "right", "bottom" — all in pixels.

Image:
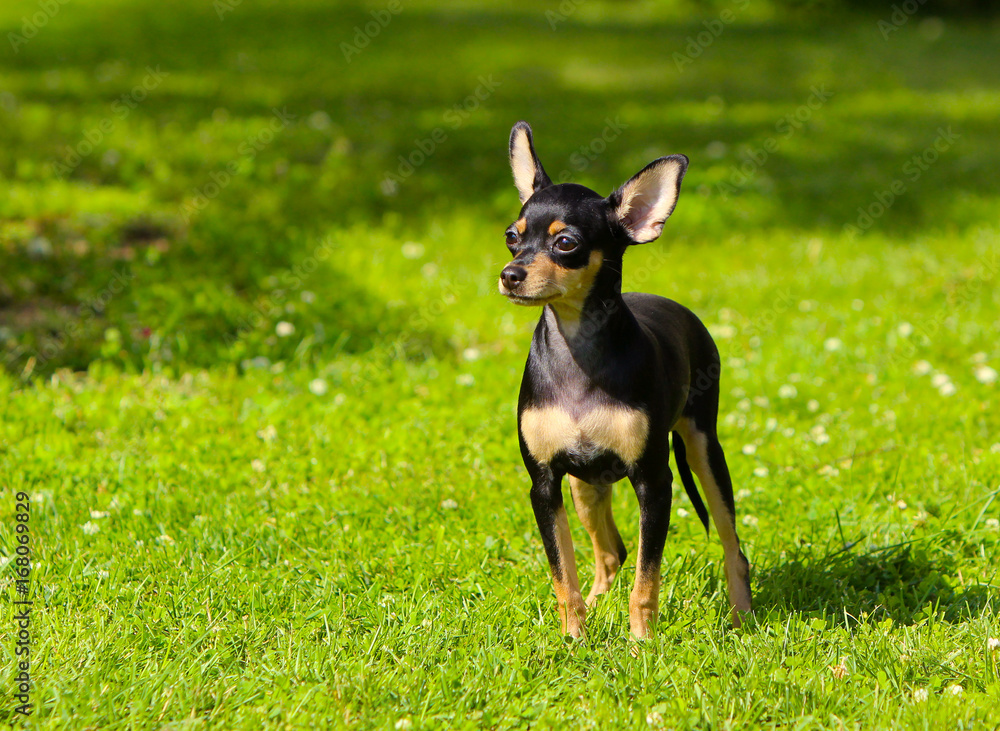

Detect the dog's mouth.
[{"left": 502, "top": 291, "right": 558, "bottom": 306}]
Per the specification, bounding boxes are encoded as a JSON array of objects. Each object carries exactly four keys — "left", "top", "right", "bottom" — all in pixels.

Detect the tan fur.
[
  {"left": 520, "top": 403, "right": 649, "bottom": 466},
  {"left": 614, "top": 159, "right": 684, "bottom": 243},
  {"left": 550, "top": 505, "right": 586, "bottom": 637},
  {"left": 674, "top": 418, "right": 752, "bottom": 627},
  {"left": 515, "top": 217, "right": 526, "bottom": 234},
  {"left": 547, "top": 250, "right": 605, "bottom": 338},
  {"left": 569, "top": 477, "right": 623, "bottom": 606},
  {"left": 500, "top": 250, "right": 604, "bottom": 331},
  {"left": 629, "top": 551, "right": 660, "bottom": 638},
  {"left": 510, "top": 128, "right": 539, "bottom": 203},
  {"left": 547, "top": 220, "right": 567, "bottom": 236}
]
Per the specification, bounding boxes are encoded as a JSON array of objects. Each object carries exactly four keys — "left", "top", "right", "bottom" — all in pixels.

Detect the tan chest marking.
[{"left": 520, "top": 405, "right": 649, "bottom": 466}]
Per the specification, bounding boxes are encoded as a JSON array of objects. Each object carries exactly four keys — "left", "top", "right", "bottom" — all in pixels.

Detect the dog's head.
[{"left": 499, "top": 121, "right": 688, "bottom": 308}]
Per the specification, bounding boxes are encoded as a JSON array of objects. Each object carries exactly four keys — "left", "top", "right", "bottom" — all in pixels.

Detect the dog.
[{"left": 498, "top": 121, "right": 752, "bottom": 638}]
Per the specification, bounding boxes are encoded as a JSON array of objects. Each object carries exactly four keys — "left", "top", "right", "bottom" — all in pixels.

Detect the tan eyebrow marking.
[
  {"left": 548, "top": 220, "right": 567, "bottom": 236},
  {"left": 515, "top": 218, "right": 527, "bottom": 234}
]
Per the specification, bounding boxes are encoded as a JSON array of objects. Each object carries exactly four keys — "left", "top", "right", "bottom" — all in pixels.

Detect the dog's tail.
[{"left": 672, "top": 432, "right": 710, "bottom": 534}]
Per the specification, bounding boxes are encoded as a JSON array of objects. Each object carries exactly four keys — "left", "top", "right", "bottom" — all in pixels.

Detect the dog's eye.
[
  {"left": 505, "top": 230, "right": 518, "bottom": 247},
  {"left": 554, "top": 235, "right": 577, "bottom": 252}
]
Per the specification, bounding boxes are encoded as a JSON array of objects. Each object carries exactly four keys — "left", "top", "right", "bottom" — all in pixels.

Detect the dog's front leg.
[
  {"left": 628, "top": 460, "right": 673, "bottom": 639},
  {"left": 529, "top": 465, "right": 586, "bottom": 638}
]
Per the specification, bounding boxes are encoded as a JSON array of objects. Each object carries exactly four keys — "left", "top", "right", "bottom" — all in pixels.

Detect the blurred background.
[
  {"left": 3, "top": 3, "right": 1000, "bottom": 726},
  {"left": 1, "top": 0, "right": 998, "bottom": 378}
]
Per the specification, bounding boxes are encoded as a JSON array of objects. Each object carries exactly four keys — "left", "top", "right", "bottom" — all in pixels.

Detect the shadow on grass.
[
  {"left": 3, "top": 0, "right": 1000, "bottom": 375},
  {"left": 754, "top": 542, "right": 996, "bottom": 625}
]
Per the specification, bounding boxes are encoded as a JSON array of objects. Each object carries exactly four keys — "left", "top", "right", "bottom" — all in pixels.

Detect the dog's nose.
[{"left": 501, "top": 265, "right": 527, "bottom": 291}]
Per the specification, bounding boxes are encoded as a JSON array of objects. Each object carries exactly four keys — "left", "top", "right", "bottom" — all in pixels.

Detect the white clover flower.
[
  {"left": 931, "top": 373, "right": 950, "bottom": 388},
  {"left": 974, "top": 365, "right": 998, "bottom": 384},
  {"left": 742, "top": 444, "right": 757, "bottom": 455},
  {"left": 741, "top": 515, "right": 759, "bottom": 527},
  {"left": 824, "top": 337, "right": 842, "bottom": 352},
  {"left": 897, "top": 322, "right": 913, "bottom": 337},
  {"left": 257, "top": 425, "right": 278, "bottom": 442},
  {"left": 912, "top": 688, "right": 929, "bottom": 702},
  {"left": 754, "top": 467, "right": 769, "bottom": 477},
  {"left": 251, "top": 459, "right": 266, "bottom": 473},
  {"left": 987, "top": 638, "right": 1000, "bottom": 651},
  {"left": 275, "top": 321, "right": 295, "bottom": 337},
  {"left": 913, "top": 360, "right": 933, "bottom": 376},
  {"left": 677, "top": 508, "right": 690, "bottom": 518},
  {"left": 946, "top": 684, "right": 963, "bottom": 696},
  {"left": 986, "top": 518, "right": 1000, "bottom": 530},
  {"left": 938, "top": 382, "right": 957, "bottom": 397},
  {"left": 401, "top": 242, "right": 424, "bottom": 259},
  {"left": 82, "top": 521, "right": 100, "bottom": 535},
  {"left": 309, "top": 378, "right": 328, "bottom": 395},
  {"left": 807, "top": 399, "right": 820, "bottom": 412},
  {"left": 89, "top": 510, "right": 109, "bottom": 519},
  {"left": 462, "top": 347, "right": 481, "bottom": 362},
  {"left": 440, "top": 499, "right": 458, "bottom": 510},
  {"left": 736, "top": 489, "right": 752, "bottom": 500},
  {"left": 456, "top": 374, "right": 475, "bottom": 386},
  {"left": 778, "top": 384, "right": 797, "bottom": 399}
]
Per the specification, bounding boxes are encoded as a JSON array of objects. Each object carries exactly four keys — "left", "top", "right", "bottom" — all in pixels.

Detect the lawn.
[{"left": 1, "top": 0, "right": 999, "bottom": 728}]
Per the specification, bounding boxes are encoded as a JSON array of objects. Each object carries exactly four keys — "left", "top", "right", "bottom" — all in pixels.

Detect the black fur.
[{"left": 500, "top": 121, "right": 750, "bottom": 634}]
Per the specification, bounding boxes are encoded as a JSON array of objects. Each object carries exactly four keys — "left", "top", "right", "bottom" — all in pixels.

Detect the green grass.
[{"left": 1, "top": 0, "right": 1000, "bottom": 728}]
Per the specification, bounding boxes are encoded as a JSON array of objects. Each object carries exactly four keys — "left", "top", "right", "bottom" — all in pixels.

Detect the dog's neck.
[{"left": 540, "top": 262, "right": 635, "bottom": 375}]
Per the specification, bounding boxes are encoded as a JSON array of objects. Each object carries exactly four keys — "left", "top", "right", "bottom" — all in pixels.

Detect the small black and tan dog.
[{"left": 499, "top": 122, "right": 751, "bottom": 638}]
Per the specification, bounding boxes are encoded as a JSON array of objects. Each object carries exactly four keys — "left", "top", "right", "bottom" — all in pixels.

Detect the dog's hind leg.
[
  {"left": 569, "top": 476, "right": 627, "bottom": 607},
  {"left": 675, "top": 417, "right": 752, "bottom": 627}
]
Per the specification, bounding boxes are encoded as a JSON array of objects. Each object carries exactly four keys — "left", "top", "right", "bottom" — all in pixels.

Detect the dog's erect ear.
[
  {"left": 609, "top": 155, "right": 688, "bottom": 244},
  {"left": 509, "top": 121, "right": 552, "bottom": 204}
]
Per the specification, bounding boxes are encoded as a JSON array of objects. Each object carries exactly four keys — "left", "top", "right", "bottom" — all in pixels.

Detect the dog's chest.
[{"left": 519, "top": 400, "right": 649, "bottom": 467}]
